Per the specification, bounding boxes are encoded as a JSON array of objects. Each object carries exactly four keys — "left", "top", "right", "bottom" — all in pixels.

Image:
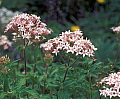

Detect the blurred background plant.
[{"left": 0, "top": 0, "right": 120, "bottom": 98}]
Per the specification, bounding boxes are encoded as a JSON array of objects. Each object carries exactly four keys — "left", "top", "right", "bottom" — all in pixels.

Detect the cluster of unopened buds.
[
  {"left": 44, "top": 53, "right": 54, "bottom": 64},
  {"left": 44, "top": 53, "right": 54, "bottom": 60},
  {"left": 4, "top": 13, "right": 52, "bottom": 43},
  {"left": 40, "top": 29, "right": 97, "bottom": 57},
  {"left": 111, "top": 26, "right": 120, "bottom": 34},
  {"left": 99, "top": 72, "right": 120, "bottom": 98},
  {"left": 0, "top": 55, "right": 10, "bottom": 73},
  {"left": 0, "top": 35, "right": 12, "bottom": 49}
]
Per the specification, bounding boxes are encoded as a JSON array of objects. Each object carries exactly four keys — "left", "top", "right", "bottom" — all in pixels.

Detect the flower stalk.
[
  {"left": 62, "top": 56, "right": 80, "bottom": 83},
  {"left": 62, "top": 66, "right": 69, "bottom": 83},
  {"left": 43, "top": 63, "right": 48, "bottom": 94},
  {"left": 23, "top": 39, "right": 28, "bottom": 87}
]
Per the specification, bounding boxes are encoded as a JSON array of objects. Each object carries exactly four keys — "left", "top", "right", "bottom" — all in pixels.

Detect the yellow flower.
[
  {"left": 71, "top": 26, "right": 80, "bottom": 31},
  {"left": 0, "top": 1, "right": 2, "bottom": 5},
  {"left": 97, "top": 0, "right": 105, "bottom": 3}
]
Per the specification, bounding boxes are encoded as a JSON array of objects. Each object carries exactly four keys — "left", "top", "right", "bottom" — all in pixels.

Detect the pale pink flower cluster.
[
  {"left": 40, "top": 29, "right": 97, "bottom": 57},
  {"left": 99, "top": 72, "right": 120, "bottom": 98},
  {"left": 111, "top": 26, "right": 120, "bottom": 34},
  {"left": 0, "top": 35, "right": 12, "bottom": 49},
  {"left": 4, "top": 13, "right": 52, "bottom": 42}
]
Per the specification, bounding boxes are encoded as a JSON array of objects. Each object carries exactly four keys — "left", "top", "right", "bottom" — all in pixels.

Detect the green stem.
[
  {"left": 33, "top": 44, "right": 38, "bottom": 73},
  {"left": 43, "top": 63, "right": 48, "bottom": 94},
  {"left": 62, "top": 67, "right": 69, "bottom": 83},
  {"left": 88, "top": 70, "right": 92, "bottom": 99},
  {"left": 23, "top": 39, "right": 28, "bottom": 87},
  {"left": 69, "top": 57, "right": 80, "bottom": 67},
  {"left": 32, "top": 44, "right": 38, "bottom": 89},
  {"left": 62, "top": 57, "right": 80, "bottom": 83},
  {"left": 34, "top": 64, "right": 36, "bottom": 73},
  {"left": 3, "top": 73, "right": 9, "bottom": 92},
  {"left": 58, "top": 53, "right": 67, "bottom": 67},
  {"left": 32, "top": 64, "right": 36, "bottom": 89}
]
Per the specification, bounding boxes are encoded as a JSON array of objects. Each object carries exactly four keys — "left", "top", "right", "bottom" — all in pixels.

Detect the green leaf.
[
  {"left": 3, "top": 74, "right": 9, "bottom": 92},
  {"left": 0, "top": 92, "right": 6, "bottom": 98},
  {"left": 64, "top": 80, "right": 76, "bottom": 87},
  {"left": 15, "top": 87, "right": 26, "bottom": 93},
  {"left": 94, "top": 62, "right": 102, "bottom": 66},
  {"left": 38, "top": 75, "right": 45, "bottom": 82},
  {"left": 25, "top": 89, "right": 39, "bottom": 98},
  {"left": 47, "top": 82, "right": 59, "bottom": 87},
  {"left": 91, "top": 74, "right": 98, "bottom": 78},
  {"left": 27, "top": 73, "right": 37, "bottom": 84},
  {"left": 37, "top": 75, "right": 45, "bottom": 86},
  {"left": 39, "top": 94, "right": 55, "bottom": 99},
  {"left": 83, "top": 59, "right": 93, "bottom": 65},
  {"left": 36, "top": 65, "right": 44, "bottom": 74},
  {"left": 58, "top": 90, "right": 70, "bottom": 99},
  {"left": 16, "top": 87, "right": 40, "bottom": 98},
  {"left": 16, "top": 78, "right": 26, "bottom": 88},
  {"left": 50, "top": 67, "right": 58, "bottom": 76}
]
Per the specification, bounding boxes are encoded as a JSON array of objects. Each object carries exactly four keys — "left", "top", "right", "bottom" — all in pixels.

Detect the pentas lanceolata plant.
[
  {"left": 4, "top": 13, "right": 53, "bottom": 88},
  {"left": 4, "top": 13, "right": 52, "bottom": 43},
  {"left": 40, "top": 29, "right": 97, "bottom": 57},
  {"left": 40, "top": 29, "right": 97, "bottom": 83},
  {"left": 99, "top": 72, "right": 120, "bottom": 98}
]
